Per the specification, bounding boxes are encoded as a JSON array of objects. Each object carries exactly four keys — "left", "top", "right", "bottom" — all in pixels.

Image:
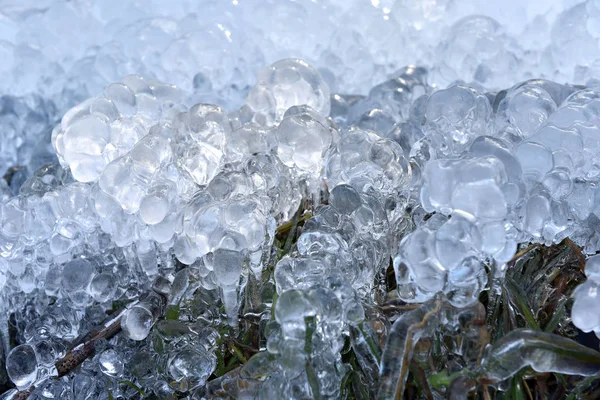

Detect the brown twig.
[
  {"left": 275, "top": 209, "right": 312, "bottom": 237},
  {"left": 483, "top": 384, "right": 492, "bottom": 400},
  {"left": 56, "top": 307, "right": 126, "bottom": 377},
  {"left": 12, "top": 387, "right": 34, "bottom": 400},
  {"left": 565, "top": 238, "right": 586, "bottom": 272},
  {"left": 508, "top": 243, "right": 539, "bottom": 264},
  {"left": 11, "top": 305, "right": 129, "bottom": 398},
  {"left": 523, "top": 376, "right": 534, "bottom": 400},
  {"left": 380, "top": 303, "right": 421, "bottom": 316}
]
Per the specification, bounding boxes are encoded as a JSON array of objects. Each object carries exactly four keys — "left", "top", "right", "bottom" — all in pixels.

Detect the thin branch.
[
  {"left": 11, "top": 305, "right": 131, "bottom": 398},
  {"left": 56, "top": 307, "right": 127, "bottom": 377},
  {"left": 565, "top": 238, "right": 586, "bottom": 272},
  {"left": 507, "top": 243, "right": 540, "bottom": 265}
]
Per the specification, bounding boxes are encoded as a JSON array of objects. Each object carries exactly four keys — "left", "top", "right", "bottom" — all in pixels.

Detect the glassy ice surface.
[
  {"left": 6, "top": 344, "right": 38, "bottom": 389},
  {"left": 3, "top": 0, "right": 600, "bottom": 398}
]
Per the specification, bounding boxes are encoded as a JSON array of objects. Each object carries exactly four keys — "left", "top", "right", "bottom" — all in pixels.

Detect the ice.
[
  {"left": 481, "top": 329, "right": 600, "bottom": 381},
  {"left": 6, "top": 344, "right": 38, "bottom": 389},
  {"left": 98, "top": 349, "right": 123, "bottom": 377},
  {"left": 275, "top": 106, "right": 333, "bottom": 186},
  {"left": 325, "top": 127, "right": 411, "bottom": 224},
  {"left": 433, "top": 16, "right": 521, "bottom": 89},
  {"left": 88, "top": 272, "right": 117, "bottom": 303},
  {"left": 52, "top": 75, "right": 183, "bottom": 183},
  {"left": 4, "top": 0, "right": 600, "bottom": 397},
  {"left": 495, "top": 83, "right": 558, "bottom": 138},
  {"left": 167, "top": 343, "right": 216, "bottom": 390},
  {"left": 122, "top": 292, "right": 165, "bottom": 341},
  {"left": 173, "top": 103, "right": 229, "bottom": 186},
  {"left": 247, "top": 59, "right": 331, "bottom": 126},
  {"left": 423, "top": 85, "right": 492, "bottom": 156},
  {"left": 61, "top": 258, "right": 94, "bottom": 293}
]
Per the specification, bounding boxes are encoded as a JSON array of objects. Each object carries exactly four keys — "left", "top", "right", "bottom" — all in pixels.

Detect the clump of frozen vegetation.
[{"left": 3, "top": 1, "right": 600, "bottom": 399}]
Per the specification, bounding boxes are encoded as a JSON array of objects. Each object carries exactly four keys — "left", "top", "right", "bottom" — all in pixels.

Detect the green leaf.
[
  {"left": 508, "top": 371, "right": 527, "bottom": 400},
  {"left": 229, "top": 342, "right": 247, "bottom": 364},
  {"left": 505, "top": 276, "right": 541, "bottom": 331},
  {"left": 240, "top": 351, "right": 277, "bottom": 380},
  {"left": 358, "top": 323, "right": 381, "bottom": 365},
  {"left": 339, "top": 369, "right": 355, "bottom": 399},
  {"left": 165, "top": 305, "right": 180, "bottom": 320},
  {"left": 428, "top": 370, "right": 450, "bottom": 389},
  {"left": 304, "top": 315, "right": 316, "bottom": 355}
]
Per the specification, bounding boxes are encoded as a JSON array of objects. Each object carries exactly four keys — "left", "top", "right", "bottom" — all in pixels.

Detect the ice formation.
[{"left": 3, "top": 0, "right": 600, "bottom": 399}]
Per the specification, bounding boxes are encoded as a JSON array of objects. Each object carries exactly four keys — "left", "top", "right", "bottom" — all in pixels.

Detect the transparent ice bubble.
[
  {"left": 121, "top": 293, "right": 164, "bottom": 340},
  {"left": 88, "top": 272, "right": 117, "bottom": 303},
  {"left": 433, "top": 15, "right": 521, "bottom": 89},
  {"left": 247, "top": 58, "right": 331, "bottom": 126},
  {"left": 425, "top": 85, "right": 492, "bottom": 155},
  {"left": 572, "top": 280, "right": 600, "bottom": 333},
  {"left": 33, "top": 340, "right": 56, "bottom": 367},
  {"left": 275, "top": 106, "right": 333, "bottom": 179},
  {"left": 446, "top": 256, "right": 488, "bottom": 308},
  {"left": 495, "top": 83, "right": 557, "bottom": 138},
  {"left": 207, "top": 249, "right": 244, "bottom": 287},
  {"left": 121, "top": 305, "right": 154, "bottom": 341},
  {"left": 61, "top": 258, "right": 94, "bottom": 292},
  {"left": 98, "top": 349, "right": 124, "bottom": 377},
  {"left": 6, "top": 344, "right": 38, "bottom": 389},
  {"left": 167, "top": 345, "right": 217, "bottom": 389},
  {"left": 585, "top": 254, "right": 600, "bottom": 282}
]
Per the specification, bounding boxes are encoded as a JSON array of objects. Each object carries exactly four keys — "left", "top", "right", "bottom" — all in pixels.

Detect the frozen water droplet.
[
  {"left": 98, "top": 349, "right": 123, "bottom": 377},
  {"left": 89, "top": 272, "right": 117, "bottom": 303},
  {"left": 61, "top": 258, "right": 94, "bottom": 292},
  {"left": 6, "top": 344, "right": 38, "bottom": 389}
]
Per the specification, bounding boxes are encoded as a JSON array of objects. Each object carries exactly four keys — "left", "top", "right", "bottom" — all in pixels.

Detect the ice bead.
[
  {"left": 275, "top": 106, "right": 333, "bottom": 183},
  {"left": 98, "top": 349, "right": 124, "bottom": 377},
  {"left": 325, "top": 128, "right": 410, "bottom": 201},
  {"left": 393, "top": 214, "right": 489, "bottom": 306},
  {"left": 172, "top": 104, "right": 230, "bottom": 186},
  {"left": 175, "top": 190, "right": 276, "bottom": 312},
  {"left": 6, "top": 344, "right": 38, "bottom": 389},
  {"left": 424, "top": 85, "right": 492, "bottom": 156},
  {"left": 495, "top": 83, "right": 557, "bottom": 139},
  {"left": 121, "top": 292, "right": 165, "bottom": 341},
  {"left": 247, "top": 59, "right": 331, "bottom": 126},
  {"left": 61, "top": 258, "right": 94, "bottom": 293},
  {"left": 167, "top": 343, "right": 217, "bottom": 390},
  {"left": 572, "top": 280, "right": 600, "bottom": 333}
]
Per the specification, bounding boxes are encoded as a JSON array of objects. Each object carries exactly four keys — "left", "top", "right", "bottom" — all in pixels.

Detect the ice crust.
[{"left": 3, "top": 0, "right": 600, "bottom": 398}]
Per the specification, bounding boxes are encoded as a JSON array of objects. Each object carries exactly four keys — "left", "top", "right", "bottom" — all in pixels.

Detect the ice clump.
[
  {"left": 573, "top": 254, "right": 600, "bottom": 335},
  {"left": 52, "top": 75, "right": 184, "bottom": 183},
  {"left": 432, "top": 16, "right": 522, "bottom": 89},
  {"left": 247, "top": 59, "right": 331, "bottom": 126},
  {"left": 392, "top": 78, "right": 600, "bottom": 305},
  {"left": 0, "top": 0, "right": 597, "bottom": 202},
  {"left": 264, "top": 186, "right": 398, "bottom": 398},
  {"left": 255, "top": 127, "right": 412, "bottom": 397}
]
